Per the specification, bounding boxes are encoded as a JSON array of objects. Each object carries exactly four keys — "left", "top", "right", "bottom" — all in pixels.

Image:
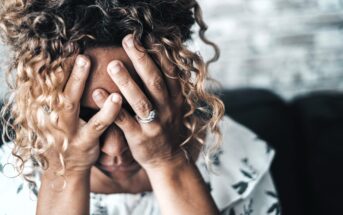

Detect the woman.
[{"left": 0, "top": 0, "right": 279, "bottom": 214}]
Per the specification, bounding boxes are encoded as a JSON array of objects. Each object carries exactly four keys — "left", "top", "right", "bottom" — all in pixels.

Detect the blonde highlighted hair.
[{"left": 0, "top": 0, "right": 225, "bottom": 181}]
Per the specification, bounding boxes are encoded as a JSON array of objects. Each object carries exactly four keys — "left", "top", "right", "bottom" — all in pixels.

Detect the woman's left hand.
[{"left": 93, "top": 34, "right": 188, "bottom": 171}]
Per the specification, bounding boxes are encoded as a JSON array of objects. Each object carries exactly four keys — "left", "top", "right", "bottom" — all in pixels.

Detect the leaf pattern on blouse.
[
  {"left": 232, "top": 181, "right": 249, "bottom": 195},
  {"left": 232, "top": 158, "right": 258, "bottom": 195},
  {"left": 242, "top": 199, "right": 254, "bottom": 215},
  {"left": 266, "top": 191, "right": 281, "bottom": 215},
  {"left": 0, "top": 116, "right": 279, "bottom": 215},
  {"left": 16, "top": 183, "right": 23, "bottom": 194},
  {"left": 211, "top": 149, "right": 224, "bottom": 166},
  {"left": 92, "top": 194, "right": 109, "bottom": 215}
]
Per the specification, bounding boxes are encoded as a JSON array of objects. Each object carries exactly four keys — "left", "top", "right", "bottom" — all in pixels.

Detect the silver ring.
[{"left": 135, "top": 109, "right": 157, "bottom": 124}]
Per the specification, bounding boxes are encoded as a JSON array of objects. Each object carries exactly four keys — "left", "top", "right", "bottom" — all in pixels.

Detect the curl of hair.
[{"left": 0, "top": 0, "right": 225, "bottom": 184}]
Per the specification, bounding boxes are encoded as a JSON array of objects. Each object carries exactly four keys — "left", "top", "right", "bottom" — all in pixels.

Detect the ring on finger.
[{"left": 135, "top": 109, "right": 157, "bottom": 124}]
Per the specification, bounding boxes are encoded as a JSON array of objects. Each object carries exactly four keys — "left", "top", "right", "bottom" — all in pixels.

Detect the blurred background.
[
  {"left": 192, "top": 0, "right": 343, "bottom": 99},
  {"left": 191, "top": 1, "right": 343, "bottom": 215},
  {"left": 1, "top": 0, "right": 343, "bottom": 97},
  {"left": 0, "top": 0, "right": 343, "bottom": 215}
]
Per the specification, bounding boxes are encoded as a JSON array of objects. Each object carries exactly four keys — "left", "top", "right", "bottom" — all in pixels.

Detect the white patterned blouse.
[{"left": 0, "top": 116, "right": 280, "bottom": 215}]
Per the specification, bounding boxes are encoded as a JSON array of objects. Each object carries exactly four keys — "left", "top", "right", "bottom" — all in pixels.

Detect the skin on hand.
[
  {"left": 38, "top": 34, "right": 219, "bottom": 215},
  {"left": 44, "top": 54, "right": 123, "bottom": 177},
  {"left": 47, "top": 34, "right": 199, "bottom": 193},
  {"left": 88, "top": 35, "right": 219, "bottom": 215},
  {"left": 77, "top": 34, "right": 200, "bottom": 193},
  {"left": 92, "top": 34, "right": 187, "bottom": 171}
]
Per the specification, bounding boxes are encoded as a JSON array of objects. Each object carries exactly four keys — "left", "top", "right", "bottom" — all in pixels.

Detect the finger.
[
  {"left": 157, "top": 53, "right": 183, "bottom": 104},
  {"left": 122, "top": 34, "right": 168, "bottom": 108},
  {"left": 114, "top": 108, "right": 140, "bottom": 135},
  {"left": 107, "top": 60, "right": 154, "bottom": 120},
  {"left": 81, "top": 93, "right": 122, "bottom": 142},
  {"left": 60, "top": 55, "right": 78, "bottom": 90},
  {"left": 92, "top": 88, "right": 109, "bottom": 108},
  {"left": 63, "top": 55, "right": 90, "bottom": 109}
]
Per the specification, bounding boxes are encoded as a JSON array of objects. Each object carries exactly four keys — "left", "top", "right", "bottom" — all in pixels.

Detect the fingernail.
[
  {"left": 111, "top": 94, "right": 122, "bottom": 103},
  {"left": 125, "top": 36, "right": 134, "bottom": 48},
  {"left": 76, "top": 56, "right": 87, "bottom": 67},
  {"left": 109, "top": 62, "right": 121, "bottom": 75},
  {"left": 92, "top": 90, "right": 104, "bottom": 101}
]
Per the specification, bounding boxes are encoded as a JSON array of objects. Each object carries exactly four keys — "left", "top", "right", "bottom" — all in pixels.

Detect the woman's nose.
[{"left": 100, "top": 125, "right": 129, "bottom": 163}]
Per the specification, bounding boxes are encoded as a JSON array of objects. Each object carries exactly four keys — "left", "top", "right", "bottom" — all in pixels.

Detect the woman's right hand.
[{"left": 43, "top": 55, "right": 122, "bottom": 176}]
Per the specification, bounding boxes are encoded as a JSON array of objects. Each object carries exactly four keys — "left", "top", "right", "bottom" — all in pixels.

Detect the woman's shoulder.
[{"left": 196, "top": 115, "right": 276, "bottom": 211}]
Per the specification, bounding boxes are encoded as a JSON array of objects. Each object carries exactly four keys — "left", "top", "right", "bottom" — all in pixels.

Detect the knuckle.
[
  {"left": 63, "top": 100, "right": 76, "bottom": 112},
  {"left": 116, "top": 75, "right": 131, "bottom": 88},
  {"left": 70, "top": 72, "right": 85, "bottom": 83},
  {"left": 91, "top": 119, "right": 109, "bottom": 132},
  {"left": 149, "top": 77, "right": 165, "bottom": 90},
  {"left": 136, "top": 51, "right": 147, "bottom": 64},
  {"left": 71, "top": 68, "right": 88, "bottom": 82},
  {"left": 141, "top": 126, "right": 161, "bottom": 141},
  {"left": 149, "top": 125, "right": 162, "bottom": 136},
  {"left": 134, "top": 99, "right": 151, "bottom": 116}
]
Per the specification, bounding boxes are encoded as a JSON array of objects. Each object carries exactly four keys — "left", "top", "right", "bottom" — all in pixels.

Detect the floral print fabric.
[{"left": 0, "top": 116, "right": 279, "bottom": 214}]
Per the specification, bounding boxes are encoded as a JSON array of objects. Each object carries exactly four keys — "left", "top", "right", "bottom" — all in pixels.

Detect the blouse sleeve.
[{"left": 220, "top": 171, "right": 281, "bottom": 215}]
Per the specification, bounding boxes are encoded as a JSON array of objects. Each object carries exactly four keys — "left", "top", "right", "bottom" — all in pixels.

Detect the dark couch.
[{"left": 220, "top": 88, "right": 343, "bottom": 215}]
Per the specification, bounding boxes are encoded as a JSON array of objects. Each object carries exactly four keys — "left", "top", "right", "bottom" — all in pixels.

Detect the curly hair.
[{"left": 0, "top": 0, "right": 225, "bottom": 182}]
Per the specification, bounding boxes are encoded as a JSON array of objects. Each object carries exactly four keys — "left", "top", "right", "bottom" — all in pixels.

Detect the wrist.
[
  {"left": 144, "top": 152, "right": 194, "bottom": 181},
  {"left": 145, "top": 153, "right": 219, "bottom": 215},
  {"left": 40, "top": 169, "right": 90, "bottom": 197},
  {"left": 38, "top": 165, "right": 91, "bottom": 215},
  {"left": 42, "top": 168, "right": 91, "bottom": 184}
]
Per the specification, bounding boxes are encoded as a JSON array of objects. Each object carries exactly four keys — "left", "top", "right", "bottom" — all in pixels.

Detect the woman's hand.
[
  {"left": 37, "top": 55, "right": 124, "bottom": 215},
  {"left": 44, "top": 55, "right": 123, "bottom": 176},
  {"left": 93, "top": 35, "right": 219, "bottom": 215},
  {"left": 92, "top": 34, "right": 187, "bottom": 171}
]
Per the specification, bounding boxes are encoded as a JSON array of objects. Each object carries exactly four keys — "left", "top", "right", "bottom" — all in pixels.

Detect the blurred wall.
[
  {"left": 193, "top": 0, "right": 343, "bottom": 99},
  {"left": 1, "top": 0, "right": 343, "bottom": 99},
  {"left": 0, "top": 44, "right": 9, "bottom": 97}
]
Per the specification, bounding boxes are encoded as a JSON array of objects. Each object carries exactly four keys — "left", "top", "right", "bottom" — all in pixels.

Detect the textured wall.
[
  {"left": 193, "top": 0, "right": 343, "bottom": 99},
  {"left": 1, "top": 0, "right": 343, "bottom": 99},
  {"left": 0, "top": 44, "right": 9, "bottom": 97}
]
